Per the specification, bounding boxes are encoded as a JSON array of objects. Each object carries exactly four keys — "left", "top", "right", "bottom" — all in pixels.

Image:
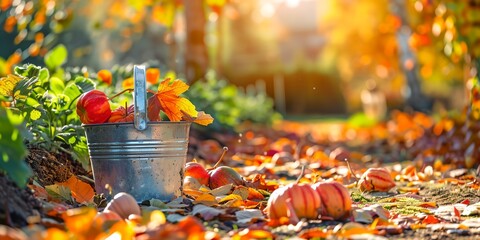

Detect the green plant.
[
  {"left": 0, "top": 45, "right": 94, "bottom": 168},
  {"left": 186, "top": 71, "right": 282, "bottom": 130},
  {"left": 0, "top": 107, "right": 31, "bottom": 187}
]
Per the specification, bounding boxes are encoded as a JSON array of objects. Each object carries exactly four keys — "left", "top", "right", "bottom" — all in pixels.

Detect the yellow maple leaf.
[
  {"left": 0, "top": 74, "right": 22, "bottom": 97},
  {"left": 148, "top": 78, "right": 198, "bottom": 122}
]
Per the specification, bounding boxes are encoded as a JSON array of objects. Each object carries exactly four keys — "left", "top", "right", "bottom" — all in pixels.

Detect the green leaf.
[
  {"left": 45, "top": 44, "right": 68, "bottom": 69},
  {"left": 45, "top": 184, "right": 72, "bottom": 202},
  {"left": 74, "top": 77, "right": 95, "bottom": 93},
  {"left": 64, "top": 82, "right": 82, "bottom": 100},
  {"left": 14, "top": 77, "right": 40, "bottom": 97},
  {"left": 14, "top": 64, "right": 41, "bottom": 78},
  {"left": 150, "top": 198, "right": 169, "bottom": 209},
  {"left": 0, "top": 108, "right": 31, "bottom": 187},
  {"left": 50, "top": 77, "right": 65, "bottom": 95},
  {"left": 72, "top": 138, "right": 90, "bottom": 170},
  {"left": 38, "top": 68, "right": 50, "bottom": 85}
]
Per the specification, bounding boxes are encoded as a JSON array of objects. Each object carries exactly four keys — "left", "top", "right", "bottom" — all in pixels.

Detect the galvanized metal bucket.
[{"left": 83, "top": 65, "right": 191, "bottom": 201}]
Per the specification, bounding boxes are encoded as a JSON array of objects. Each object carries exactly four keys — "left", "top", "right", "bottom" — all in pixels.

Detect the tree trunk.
[
  {"left": 391, "top": 0, "right": 433, "bottom": 112},
  {"left": 184, "top": 0, "right": 208, "bottom": 83}
]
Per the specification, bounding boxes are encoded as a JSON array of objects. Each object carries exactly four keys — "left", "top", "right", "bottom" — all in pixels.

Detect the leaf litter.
[{"left": 5, "top": 111, "right": 480, "bottom": 239}]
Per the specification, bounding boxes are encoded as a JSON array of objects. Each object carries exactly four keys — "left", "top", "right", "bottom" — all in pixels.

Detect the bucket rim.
[{"left": 82, "top": 121, "right": 192, "bottom": 127}]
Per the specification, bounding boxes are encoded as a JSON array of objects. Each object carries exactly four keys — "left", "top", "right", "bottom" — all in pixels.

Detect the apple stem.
[
  {"left": 211, "top": 146, "right": 229, "bottom": 169},
  {"left": 295, "top": 165, "right": 306, "bottom": 184},
  {"left": 344, "top": 158, "right": 359, "bottom": 185},
  {"left": 109, "top": 88, "right": 134, "bottom": 100}
]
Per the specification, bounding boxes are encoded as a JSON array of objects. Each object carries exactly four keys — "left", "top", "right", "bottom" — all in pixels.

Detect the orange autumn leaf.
[
  {"left": 62, "top": 207, "right": 97, "bottom": 236},
  {"left": 422, "top": 215, "right": 440, "bottom": 224},
  {"left": 104, "top": 220, "right": 135, "bottom": 239},
  {"left": 193, "top": 111, "right": 214, "bottom": 126},
  {"left": 58, "top": 175, "right": 94, "bottom": 204},
  {"left": 247, "top": 187, "right": 265, "bottom": 200},
  {"left": 147, "top": 78, "right": 197, "bottom": 122},
  {"left": 233, "top": 229, "right": 275, "bottom": 240},
  {"left": 28, "top": 184, "right": 49, "bottom": 200},
  {"left": 147, "top": 216, "right": 206, "bottom": 239},
  {"left": 181, "top": 110, "right": 214, "bottom": 126},
  {"left": 299, "top": 228, "right": 330, "bottom": 239},
  {"left": 41, "top": 228, "right": 69, "bottom": 240},
  {"left": 177, "top": 215, "right": 205, "bottom": 235}
]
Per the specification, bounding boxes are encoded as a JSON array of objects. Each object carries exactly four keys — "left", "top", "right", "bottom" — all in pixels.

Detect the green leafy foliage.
[
  {"left": 1, "top": 60, "right": 93, "bottom": 168},
  {"left": 186, "top": 71, "right": 282, "bottom": 130},
  {"left": 0, "top": 107, "right": 31, "bottom": 187}
]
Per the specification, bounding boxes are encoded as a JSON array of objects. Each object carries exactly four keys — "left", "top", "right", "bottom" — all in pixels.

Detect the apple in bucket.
[{"left": 76, "top": 90, "right": 111, "bottom": 124}]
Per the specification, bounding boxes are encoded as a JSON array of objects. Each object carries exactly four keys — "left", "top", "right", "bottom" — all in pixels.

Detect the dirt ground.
[{"left": 1, "top": 148, "right": 92, "bottom": 228}]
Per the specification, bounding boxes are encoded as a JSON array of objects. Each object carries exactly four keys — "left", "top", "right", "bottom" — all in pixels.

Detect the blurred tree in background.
[{"left": 1, "top": 0, "right": 479, "bottom": 116}]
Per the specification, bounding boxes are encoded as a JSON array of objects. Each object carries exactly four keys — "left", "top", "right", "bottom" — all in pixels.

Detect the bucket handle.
[{"left": 133, "top": 65, "right": 147, "bottom": 131}]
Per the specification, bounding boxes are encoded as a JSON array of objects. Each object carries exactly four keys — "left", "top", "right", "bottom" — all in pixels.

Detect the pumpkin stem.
[
  {"left": 211, "top": 147, "right": 229, "bottom": 169},
  {"left": 295, "top": 165, "right": 306, "bottom": 184},
  {"left": 109, "top": 88, "right": 134, "bottom": 100},
  {"left": 344, "top": 158, "right": 359, "bottom": 185}
]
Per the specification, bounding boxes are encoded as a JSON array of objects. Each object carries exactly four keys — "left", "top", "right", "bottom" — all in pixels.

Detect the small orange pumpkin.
[
  {"left": 358, "top": 167, "right": 396, "bottom": 192},
  {"left": 312, "top": 181, "right": 352, "bottom": 220},
  {"left": 104, "top": 192, "right": 141, "bottom": 219},
  {"left": 265, "top": 183, "right": 321, "bottom": 224}
]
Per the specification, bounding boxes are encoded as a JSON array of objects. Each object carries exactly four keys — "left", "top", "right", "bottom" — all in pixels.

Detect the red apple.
[
  {"left": 208, "top": 166, "right": 244, "bottom": 189},
  {"left": 184, "top": 162, "right": 209, "bottom": 186},
  {"left": 76, "top": 90, "right": 111, "bottom": 124}
]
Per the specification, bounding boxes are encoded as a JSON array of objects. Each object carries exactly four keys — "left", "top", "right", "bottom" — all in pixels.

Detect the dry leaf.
[
  {"left": 192, "top": 204, "right": 224, "bottom": 221},
  {"left": 235, "top": 209, "right": 265, "bottom": 224},
  {"left": 45, "top": 184, "right": 72, "bottom": 202},
  {"left": 41, "top": 228, "right": 69, "bottom": 240},
  {"left": 194, "top": 111, "right": 214, "bottom": 126},
  {"left": 58, "top": 175, "right": 95, "bottom": 204},
  {"left": 232, "top": 228, "right": 275, "bottom": 240},
  {"left": 193, "top": 193, "right": 217, "bottom": 206},
  {"left": 218, "top": 194, "right": 243, "bottom": 204},
  {"left": 299, "top": 228, "right": 330, "bottom": 239},
  {"left": 336, "top": 222, "right": 377, "bottom": 238},
  {"left": 232, "top": 186, "right": 249, "bottom": 200},
  {"left": 422, "top": 215, "right": 441, "bottom": 224},
  {"left": 209, "top": 183, "right": 234, "bottom": 196},
  {"left": 28, "top": 183, "right": 48, "bottom": 200},
  {"left": 62, "top": 207, "right": 97, "bottom": 236}
]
